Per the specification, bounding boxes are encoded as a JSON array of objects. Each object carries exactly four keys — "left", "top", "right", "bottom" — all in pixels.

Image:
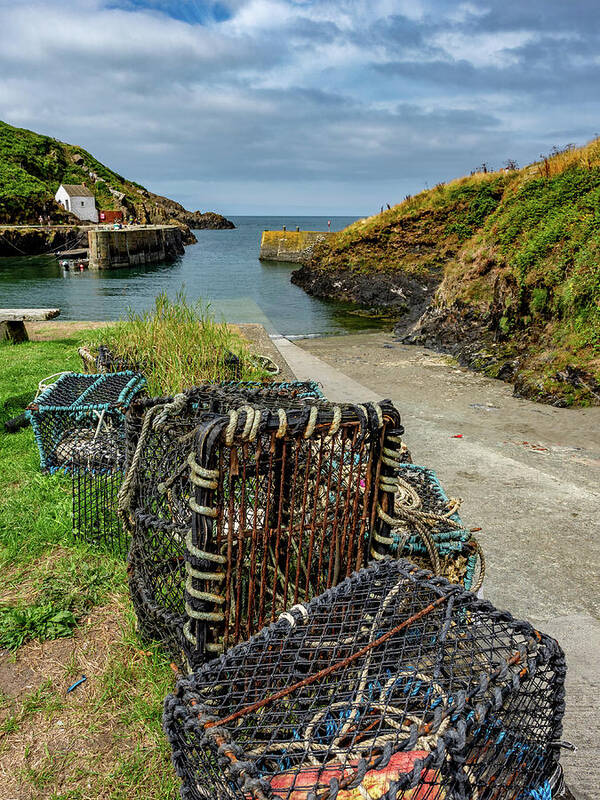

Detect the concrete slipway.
[{"left": 272, "top": 331, "right": 600, "bottom": 800}]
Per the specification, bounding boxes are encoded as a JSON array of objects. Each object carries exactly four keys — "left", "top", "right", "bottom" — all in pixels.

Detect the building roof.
[{"left": 59, "top": 184, "right": 95, "bottom": 198}]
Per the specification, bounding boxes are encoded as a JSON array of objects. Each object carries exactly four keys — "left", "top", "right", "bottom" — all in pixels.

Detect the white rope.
[
  {"left": 276, "top": 408, "right": 287, "bottom": 438},
  {"left": 278, "top": 603, "right": 309, "bottom": 627},
  {"left": 304, "top": 406, "right": 318, "bottom": 439},
  {"left": 327, "top": 406, "right": 342, "bottom": 438},
  {"left": 35, "top": 371, "right": 71, "bottom": 399},
  {"left": 225, "top": 410, "right": 238, "bottom": 446}
]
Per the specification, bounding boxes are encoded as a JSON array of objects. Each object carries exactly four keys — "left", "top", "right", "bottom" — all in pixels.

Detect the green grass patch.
[
  {"left": 0, "top": 605, "right": 77, "bottom": 651},
  {"left": 0, "top": 329, "right": 206, "bottom": 797},
  {"left": 84, "top": 290, "right": 268, "bottom": 394},
  {"left": 0, "top": 119, "right": 154, "bottom": 223}
]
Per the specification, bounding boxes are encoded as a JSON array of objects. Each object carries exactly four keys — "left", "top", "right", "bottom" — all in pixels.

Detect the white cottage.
[{"left": 55, "top": 184, "right": 99, "bottom": 223}]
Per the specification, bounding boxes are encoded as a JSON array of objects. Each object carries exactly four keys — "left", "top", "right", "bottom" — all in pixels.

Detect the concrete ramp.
[{"left": 273, "top": 331, "right": 600, "bottom": 800}]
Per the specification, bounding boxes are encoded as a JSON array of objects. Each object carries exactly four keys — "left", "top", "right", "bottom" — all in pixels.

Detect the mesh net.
[
  {"left": 26, "top": 371, "right": 146, "bottom": 472},
  {"left": 71, "top": 381, "right": 324, "bottom": 560},
  {"left": 164, "top": 558, "right": 566, "bottom": 800},
  {"left": 121, "top": 392, "right": 404, "bottom": 665},
  {"left": 79, "top": 344, "right": 141, "bottom": 374},
  {"left": 71, "top": 434, "right": 127, "bottom": 557}
]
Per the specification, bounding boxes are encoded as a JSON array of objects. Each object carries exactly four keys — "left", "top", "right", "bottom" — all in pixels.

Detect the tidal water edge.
[{"left": 0, "top": 216, "right": 381, "bottom": 337}]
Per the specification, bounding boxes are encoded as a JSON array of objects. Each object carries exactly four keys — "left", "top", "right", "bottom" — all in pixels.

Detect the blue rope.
[{"left": 525, "top": 780, "right": 552, "bottom": 800}]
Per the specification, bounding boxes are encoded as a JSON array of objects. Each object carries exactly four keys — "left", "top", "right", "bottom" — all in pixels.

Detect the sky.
[{"left": 0, "top": 0, "right": 599, "bottom": 215}]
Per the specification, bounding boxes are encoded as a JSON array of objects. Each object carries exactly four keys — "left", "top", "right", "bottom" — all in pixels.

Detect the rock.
[
  {"left": 185, "top": 211, "right": 235, "bottom": 230},
  {"left": 0, "top": 225, "right": 87, "bottom": 257},
  {"left": 291, "top": 265, "right": 440, "bottom": 324}
]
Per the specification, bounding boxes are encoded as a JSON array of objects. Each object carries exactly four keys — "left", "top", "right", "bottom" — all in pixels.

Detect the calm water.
[{"left": 0, "top": 216, "right": 381, "bottom": 336}]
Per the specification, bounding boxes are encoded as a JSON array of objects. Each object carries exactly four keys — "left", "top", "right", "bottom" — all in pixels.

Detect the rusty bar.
[
  {"left": 257, "top": 433, "right": 275, "bottom": 630},
  {"left": 270, "top": 439, "right": 288, "bottom": 622},
  {"left": 233, "top": 445, "right": 245, "bottom": 645},
  {"left": 246, "top": 437, "right": 261, "bottom": 634},
  {"left": 281, "top": 443, "right": 301, "bottom": 610},
  {"left": 205, "top": 592, "right": 452, "bottom": 730},
  {"left": 293, "top": 439, "right": 312, "bottom": 604},
  {"left": 304, "top": 436, "right": 325, "bottom": 598}
]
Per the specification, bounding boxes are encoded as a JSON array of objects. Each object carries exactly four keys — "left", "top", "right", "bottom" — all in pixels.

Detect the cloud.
[{"left": 0, "top": 0, "right": 598, "bottom": 213}]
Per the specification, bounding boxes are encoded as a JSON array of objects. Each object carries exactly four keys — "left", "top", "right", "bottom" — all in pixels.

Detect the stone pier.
[
  {"left": 87, "top": 225, "right": 185, "bottom": 270},
  {"left": 259, "top": 229, "right": 334, "bottom": 264}
]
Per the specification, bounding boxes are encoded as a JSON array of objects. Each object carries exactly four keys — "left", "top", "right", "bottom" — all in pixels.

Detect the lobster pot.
[
  {"left": 123, "top": 393, "right": 403, "bottom": 665},
  {"left": 71, "top": 435, "right": 127, "bottom": 558},
  {"left": 26, "top": 371, "right": 146, "bottom": 472},
  {"left": 68, "top": 381, "right": 323, "bottom": 561},
  {"left": 124, "top": 380, "right": 324, "bottom": 466},
  {"left": 164, "top": 559, "right": 566, "bottom": 800},
  {"left": 373, "top": 464, "right": 483, "bottom": 592},
  {"left": 79, "top": 344, "right": 140, "bottom": 375}
]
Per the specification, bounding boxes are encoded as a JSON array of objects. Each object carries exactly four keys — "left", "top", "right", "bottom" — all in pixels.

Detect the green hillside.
[
  {"left": 0, "top": 120, "right": 232, "bottom": 228},
  {"left": 296, "top": 141, "right": 600, "bottom": 405},
  {"left": 0, "top": 121, "right": 135, "bottom": 221}
]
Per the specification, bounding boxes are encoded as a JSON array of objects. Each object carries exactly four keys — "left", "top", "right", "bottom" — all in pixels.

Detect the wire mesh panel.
[
  {"left": 121, "top": 392, "right": 403, "bottom": 664},
  {"left": 71, "top": 434, "right": 127, "bottom": 557},
  {"left": 26, "top": 371, "right": 146, "bottom": 472},
  {"left": 371, "top": 465, "right": 484, "bottom": 592},
  {"left": 164, "top": 558, "right": 566, "bottom": 800}
]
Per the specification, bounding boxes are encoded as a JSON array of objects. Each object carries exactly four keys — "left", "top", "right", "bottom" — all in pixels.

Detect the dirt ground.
[{"left": 26, "top": 320, "right": 111, "bottom": 341}]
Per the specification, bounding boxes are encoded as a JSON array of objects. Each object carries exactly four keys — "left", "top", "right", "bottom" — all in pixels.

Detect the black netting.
[
  {"left": 72, "top": 381, "right": 324, "bottom": 559},
  {"left": 121, "top": 392, "right": 404, "bottom": 665},
  {"left": 71, "top": 434, "right": 127, "bottom": 558},
  {"left": 79, "top": 344, "right": 141, "bottom": 375},
  {"left": 27, "top": 371, "right": 146, "bottom": 472},
  {"left": 164, "top": 559, "right": 566, "bottom": 800}
]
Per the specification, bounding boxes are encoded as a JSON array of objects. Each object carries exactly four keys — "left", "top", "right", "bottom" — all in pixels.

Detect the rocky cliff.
[
  {"left": 0, "top": 226, "right": 88, "bottom": 257},
  {"left": 293, "top": 141, "right": 600, "bottom": 406}
]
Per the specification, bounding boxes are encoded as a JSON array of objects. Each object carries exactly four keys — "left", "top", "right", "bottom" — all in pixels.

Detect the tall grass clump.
[{"left": 86, "top": 291, "right": 267, "bottom": 394}]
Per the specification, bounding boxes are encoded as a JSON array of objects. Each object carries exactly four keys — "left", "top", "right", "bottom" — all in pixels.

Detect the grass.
[
  {"left": 0, "top": 605, "right": 77, "bottom": 651},
  {"left": 84, "top": 291, "right": 268, "bottom": 395},
  {"left": 0, "top": 327, "right": 238, "bottom": 797},
  {"left": 309, "top": 138, "right": 600, "bottom": 404}
]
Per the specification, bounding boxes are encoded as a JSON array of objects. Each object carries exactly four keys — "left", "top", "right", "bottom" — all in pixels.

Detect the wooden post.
[{"left": 0, "top": 320, "right": 28, "bottom": 343}]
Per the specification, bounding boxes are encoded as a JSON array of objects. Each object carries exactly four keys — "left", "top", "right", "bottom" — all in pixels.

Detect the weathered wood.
[
  {"left": 0, "top": 308, "right": 61, "bottom": 342},
  {"left": 0, "top": 308, "right": 61, "bottom": 322},
  {"left": 0, "top": 320, "right": 28, "bottom": 343}
]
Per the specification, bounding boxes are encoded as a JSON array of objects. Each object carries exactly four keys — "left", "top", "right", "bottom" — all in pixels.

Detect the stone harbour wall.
[
  {"left": 0, "top": 226, "right": 88, "bottom": 257},
  {"left": 88, "top": 225, "right": 185, "bottom": 270},
  {"left": 259, "top": 229, "right": 334, "bottom": 264}
]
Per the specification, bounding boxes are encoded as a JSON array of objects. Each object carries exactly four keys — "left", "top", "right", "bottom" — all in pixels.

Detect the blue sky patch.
[{"left": 104, "top": 0, "right": 231, "bottom": 24}]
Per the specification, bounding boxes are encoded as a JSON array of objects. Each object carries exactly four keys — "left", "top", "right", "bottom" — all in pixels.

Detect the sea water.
[{"left": 0, "top": 216, "right": 384, "bottom": 336}]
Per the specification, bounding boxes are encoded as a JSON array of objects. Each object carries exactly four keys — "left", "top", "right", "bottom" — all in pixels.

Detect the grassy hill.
[
  {"left": 0, "top": 120, "right": 233, "bottom": 228},
  {"left": 294, "top": 141, "right": 600, "bottom": 405}
]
